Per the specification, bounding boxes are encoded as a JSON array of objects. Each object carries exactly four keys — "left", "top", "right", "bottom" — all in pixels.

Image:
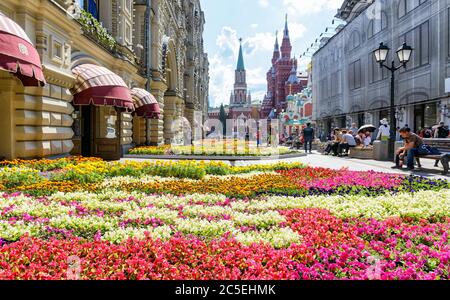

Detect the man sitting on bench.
[
  {"left": 392, "top": 127, "right": 429, "bottom": 171},
  {"left": 338, "top": 130, "right": 357, "bottom": 157}
]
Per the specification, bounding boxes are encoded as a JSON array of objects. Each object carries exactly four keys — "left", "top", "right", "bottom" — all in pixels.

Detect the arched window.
[
  {"left": 367, "top": 11, "right": 387, "bottom": 39},
  {"left": 349, "top": 31, "right": 361, "bottom": 50},
  {"left": 398, "top": 0, "right": 428, "bottom": 19}
]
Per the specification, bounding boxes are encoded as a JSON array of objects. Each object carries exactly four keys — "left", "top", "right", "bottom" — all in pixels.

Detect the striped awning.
[
  {"left": 71, "top": 64, "right": 134, "bottom": 111},
  {"left": 131, "top": 88, "right": 160, "bottom": 119},
  {"left": 0, "top": 12, "right": 45, "bottom": 86}
]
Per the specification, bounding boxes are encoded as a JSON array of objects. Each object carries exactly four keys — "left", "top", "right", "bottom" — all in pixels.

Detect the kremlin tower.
[
  {"left": 261, "top": 15, "right": 307, "bottom": 119},
  {"left": 229, "top": 38, "right": 252, "bottom": 120}
]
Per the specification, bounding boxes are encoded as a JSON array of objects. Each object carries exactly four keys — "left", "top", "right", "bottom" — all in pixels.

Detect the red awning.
[
  {"left": 131, "top": 88, "right": 160, "bottom": 119},
  {"left": 71, "top": 64, "right": 134, "bottom": 112},
  {"left": 0, "top": 12, "right": 45, "bottom": 86}
]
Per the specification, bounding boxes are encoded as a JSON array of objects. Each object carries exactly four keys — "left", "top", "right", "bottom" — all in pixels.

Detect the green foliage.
[
  {"left": 141, "top": 164, "right": 206, "bottom": 180},
  {"left": 0, "top": 167, "right": 44, "bottom": 188},
  {"left": 78, "top": 9, "right": 117, "bottom": 50}
]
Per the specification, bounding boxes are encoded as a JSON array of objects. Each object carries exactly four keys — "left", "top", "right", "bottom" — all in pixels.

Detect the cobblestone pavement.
[{"left": 122, "top": 151, "right": 449, "bottom": 180}]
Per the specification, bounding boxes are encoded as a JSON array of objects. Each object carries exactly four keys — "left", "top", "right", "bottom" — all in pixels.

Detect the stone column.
[
  {"left": 184, "top": 107, "right": 194, "bottom": 128},
  {"left": 150, "top": 80, "right": 167, "bottom": 145},
  {"left": 121, "top": 112, "right": 133, "bottom": 153},
  {"left": 147, "top": 117, "right": 164, "bottom": 146},
  {"left": 0, "top": 74, "right": 16, "bottom": 160},
  {"left": 163, "top": 96, "right": 177, "bottom": 145},
  {"left": 132, "top": 116, "right": 146, "bottom": 145}
]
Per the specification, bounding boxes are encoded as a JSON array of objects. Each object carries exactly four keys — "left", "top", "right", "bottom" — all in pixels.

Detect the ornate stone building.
[
  {"left": 134, "top": 0, "right": 209, "bottom": 144},
  {"left": 0, "top": 0, "right": 209, "bottom": 160}
]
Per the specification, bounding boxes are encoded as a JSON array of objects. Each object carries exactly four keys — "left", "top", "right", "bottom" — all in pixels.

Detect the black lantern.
[
  {"left": 396, "top": 43, "right": 413, "bottom": 66},
  {"left": 373, "top": 42, "right": 390, "bottom": 64}
]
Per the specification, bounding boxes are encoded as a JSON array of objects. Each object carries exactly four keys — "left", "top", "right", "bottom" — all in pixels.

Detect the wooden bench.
[{"left": 415, "top": 139, "right": 450, "bottom": 175}]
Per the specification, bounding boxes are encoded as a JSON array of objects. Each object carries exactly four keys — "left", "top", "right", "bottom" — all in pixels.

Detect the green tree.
[{"left": 219, "top": 104, "right": 227, "bottom": 136}]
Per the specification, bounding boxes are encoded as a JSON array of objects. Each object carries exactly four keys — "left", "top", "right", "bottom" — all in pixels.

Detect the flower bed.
[
  {"left": 129, "top": 140, "right": 296, "bottom": 157},
  {"left": 0, "top": 158, "right": 449, "bottom": 280}
]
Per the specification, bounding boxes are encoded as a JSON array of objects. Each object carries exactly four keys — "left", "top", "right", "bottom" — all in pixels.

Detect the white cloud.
[
  {"left": 247, "top": 68, "right": 267, "bottom": 86},
  {"left": 251, "top": 23, "right": 259, "bottom": 29},
  {"left": 283, "top": 0, "right": 341, "bottom": 15},
  {"left": 288, "top": 22, "right": 307, "bottom": 41},
  {"left": 208, "top": 53, "right": 235, "bottom": 108},
  {"left": 245, "top": 32, "right": 277, "bottom": 55},
  {"left": 215, "top": 26, "right": 240, "bottom": 59},
  {"left": 258, "top": 0, "right": 270, "bottom": 8}
]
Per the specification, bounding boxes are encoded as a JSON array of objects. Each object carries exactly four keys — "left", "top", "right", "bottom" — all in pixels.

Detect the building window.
[
  {"left": 125, "top": 22, "right": 132, "bottom": 44},
  {"left": 399, "top": 21, "right": 429, "bottom": 71},
  {"left": 398, "top": 0, "right": 428, "bottom": 19},
  {"left": 349, "top": 60, "right": 362, "bottom": 90},
  {"left": 319, "top": 77, "right": 329, "bottom": 101},
  {"left": 348, "top": 31, "right": 360, "bottom": 51},
  {"left": 367, "top": 11, "right": 387, "bottom": 39},
  {"left": 54, "top": 41, "right": 62, "bottom": 59},
  {"left": 79, "top": 0, "right": 100, "bottom": 20},
  {"left": 331, "top": 71, "right": 341, "bottom": 96}
]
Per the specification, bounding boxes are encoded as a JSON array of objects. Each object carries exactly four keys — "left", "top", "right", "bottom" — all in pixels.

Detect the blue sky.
[{"left": 200, "top": 0, "right": 343, "bottom": 108}]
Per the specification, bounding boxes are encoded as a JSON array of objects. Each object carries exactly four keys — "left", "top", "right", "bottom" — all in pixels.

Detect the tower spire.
[
  {"left": 284, "top": 14, "right": 289, "bottom": 38},
  {"left": 272, "top": 31, "right": 280, "bottom": 65},
  {"left": 237, "top": 38, "right": 245, "bottom": 71},
  {"left": 281, "top": 14, "right": 292, "bottom": 59},
  {"left": 274, "top": 31, "right": 279, "bottom": 51}
]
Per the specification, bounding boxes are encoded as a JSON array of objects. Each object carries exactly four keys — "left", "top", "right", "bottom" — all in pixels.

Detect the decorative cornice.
[{"left": 42, "top": 65, "right": 75, "bottom": 88}]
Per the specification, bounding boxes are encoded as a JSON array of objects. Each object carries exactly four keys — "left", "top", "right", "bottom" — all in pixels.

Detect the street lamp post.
[{"left": 373, "top": 42, "right": 413, "bottom": 160}]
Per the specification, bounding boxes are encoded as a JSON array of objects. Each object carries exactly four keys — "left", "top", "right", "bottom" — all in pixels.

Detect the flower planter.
[{"left": 349, "top": 147, "right": 374, "bottom": 159}]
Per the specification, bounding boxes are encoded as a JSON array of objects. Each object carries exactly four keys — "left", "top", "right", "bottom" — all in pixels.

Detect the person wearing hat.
[{"left": 376, "top": 118, "right": 391, "bottom": 141}]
